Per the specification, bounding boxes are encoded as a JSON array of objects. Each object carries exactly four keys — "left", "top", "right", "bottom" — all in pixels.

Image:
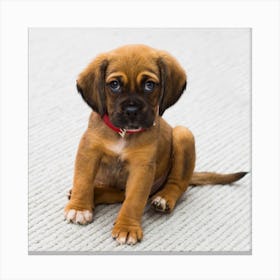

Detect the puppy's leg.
[
  {"left": 112, "top": 154, "right": 156, "bottom": 245},
  {"left": 64, "top": 132, "right": 102, "bottom": 225},
  {"left": 151, "top": 126, "right": 195, "bottom": 213}
]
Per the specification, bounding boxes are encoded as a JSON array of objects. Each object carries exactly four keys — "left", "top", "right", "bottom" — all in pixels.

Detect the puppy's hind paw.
[{"left": 151, "top": 196, "right": 171, "bottom": 213}]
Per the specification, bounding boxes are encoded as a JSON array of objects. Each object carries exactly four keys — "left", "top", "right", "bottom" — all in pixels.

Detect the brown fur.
[{"left": 64, "top": 44, "right": 247, "bottom": 245}]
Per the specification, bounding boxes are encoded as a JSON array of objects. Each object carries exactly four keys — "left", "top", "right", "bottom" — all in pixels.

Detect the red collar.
[{"left": 102, "top": 114, "right": 146, "bottom": 137}]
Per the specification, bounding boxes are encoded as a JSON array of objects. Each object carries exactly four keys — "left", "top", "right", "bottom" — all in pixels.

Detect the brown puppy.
[{"left": 64, "top": 44, "right": 247, "bottom": 245}]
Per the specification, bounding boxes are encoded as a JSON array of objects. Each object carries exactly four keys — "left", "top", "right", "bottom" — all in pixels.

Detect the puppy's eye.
[
  {"left": 109, "top": 80, "right": 121, "bottom": 93},
  {"left": 144, "top": 81, "right": 155, "bottom": 92}
]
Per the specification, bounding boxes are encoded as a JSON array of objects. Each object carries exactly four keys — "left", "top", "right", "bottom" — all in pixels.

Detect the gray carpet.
[{"left": 28, "top": 28, "right": 251, "bottom": 253}]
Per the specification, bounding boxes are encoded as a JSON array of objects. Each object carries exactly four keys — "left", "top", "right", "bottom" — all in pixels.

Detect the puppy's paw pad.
[
  {"left": 64, "top": 209, "right": 93, "bottom": 225},
  {"left": 151, "top": 196, "right": 170, "bottom": 213}
]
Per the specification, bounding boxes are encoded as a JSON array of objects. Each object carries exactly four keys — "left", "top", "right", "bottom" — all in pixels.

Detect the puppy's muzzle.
[
  {"left": 121, "top": 99, "right": 144, "bottom": 122},
  {"left": 123, "top": 105, "right": 141, "bottom": 118},
  {"left": 112, "top": 97, "right": 154, "bottom": 130},
  {"left": 121, "top": 104, "right": 144, "bottom": 129}
]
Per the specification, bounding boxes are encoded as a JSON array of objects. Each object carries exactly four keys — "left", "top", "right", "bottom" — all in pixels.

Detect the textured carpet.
[{"left": 28, "top": 28, "right": 251, "bottom": 254}]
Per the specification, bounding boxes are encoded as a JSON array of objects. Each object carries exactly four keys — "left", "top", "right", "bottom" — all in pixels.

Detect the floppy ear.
[
  {"left": 76, "top": 54, "right": 109, "bottom": 116},
  {"left": 157, "top": 51, "right": 187, "bottom": 116}
]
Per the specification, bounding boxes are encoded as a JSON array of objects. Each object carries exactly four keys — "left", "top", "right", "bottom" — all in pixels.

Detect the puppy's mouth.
[
  {"left": 123, "top": 124, "right": 142, "bottom": 130},
  {"left": 113, "top": 120, "right": 146, "bottom": 130},
  {"left": 110, "top": 115, "right": 155, "bottom": 131}
]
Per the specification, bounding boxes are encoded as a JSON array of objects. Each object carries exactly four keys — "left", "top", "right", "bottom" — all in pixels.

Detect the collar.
[{"left": 102, "top": 114, "right": 146, "bottom": 138}]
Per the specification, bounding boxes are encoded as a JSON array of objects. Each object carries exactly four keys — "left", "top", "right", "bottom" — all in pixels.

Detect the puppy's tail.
[{"left": 189, "top": 171, "right": 248, "bottom": 186}]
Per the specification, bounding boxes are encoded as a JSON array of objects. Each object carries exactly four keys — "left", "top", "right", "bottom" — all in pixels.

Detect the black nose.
[{"left": 124, "top": 105, "right": 139, "bottom": 116}]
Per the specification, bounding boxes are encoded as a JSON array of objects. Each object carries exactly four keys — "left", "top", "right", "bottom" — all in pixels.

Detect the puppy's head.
[{"left": 76, "top": 44, "right": 186, "bottom": 130}]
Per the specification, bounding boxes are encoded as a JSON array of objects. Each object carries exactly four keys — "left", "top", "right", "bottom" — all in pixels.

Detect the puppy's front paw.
[
  {"left": 112, "top": 222, "right": 143, "bottom": 245},
  {"left": 64, "top": 203, "right": 93, "bottom": 225},
  {"left": 64, "top": 209, "right": 93, "bottom": 225}
]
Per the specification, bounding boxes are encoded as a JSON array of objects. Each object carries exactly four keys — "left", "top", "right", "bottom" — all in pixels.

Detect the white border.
[{"left": 0, "top": 1, "right": 279, "bottom": 280}]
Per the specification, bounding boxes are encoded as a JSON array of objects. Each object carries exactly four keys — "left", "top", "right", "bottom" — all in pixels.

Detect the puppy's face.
[
  {"left": 76, "top": 45, "right": 187, "bottom": 129},
  {"left": 104, "top": 47, "right": 161, "bottom": 129}
]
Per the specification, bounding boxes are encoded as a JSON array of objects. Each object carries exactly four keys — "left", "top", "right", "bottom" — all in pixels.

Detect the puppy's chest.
[
  {"left": 95, "top": 139, "right": 129, "bottom": 189},
  {"left": 105, "top": 138, "right": 127, "bottom": 155}
]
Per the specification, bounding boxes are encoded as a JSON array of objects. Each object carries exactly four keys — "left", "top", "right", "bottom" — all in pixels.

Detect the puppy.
[{"left": 64, "top": 44, "right": 247, "bottom": 245}]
